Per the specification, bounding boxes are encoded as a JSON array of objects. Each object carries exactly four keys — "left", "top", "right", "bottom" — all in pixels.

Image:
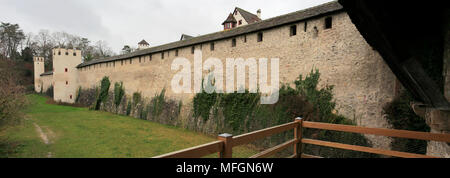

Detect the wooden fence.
[{"left": 154, "top": 118, "right": 450, "bottom": 158}]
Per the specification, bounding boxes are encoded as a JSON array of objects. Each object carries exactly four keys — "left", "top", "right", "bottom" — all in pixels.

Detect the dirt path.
[
  {"left": 33, "top": 123, "right": 53, "bottom": 157},
  {"left": 33, "top": 123, "right": 49, "bottom": 144}
]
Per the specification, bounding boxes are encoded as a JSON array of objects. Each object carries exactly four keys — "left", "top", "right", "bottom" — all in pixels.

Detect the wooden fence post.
[
  {"left": 294, "top": 117, "right": 303, "bottom": 158},
  {"left": 218, "top": 133, "right": 233, "bottom": 158}
]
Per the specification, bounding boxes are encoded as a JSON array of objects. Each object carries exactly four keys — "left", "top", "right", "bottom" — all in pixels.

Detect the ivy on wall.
[
  {"left": 192, "top": 69, "right": 375, "bottom": 157},
  {"left": 383, "top": 91, "right": 430, "bottom": 154},
  {"left": 93, "top": 76, "right": 111, "bottom": 110}
]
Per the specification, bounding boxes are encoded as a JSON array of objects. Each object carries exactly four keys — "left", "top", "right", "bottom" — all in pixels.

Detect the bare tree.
[{"left": 94, "top": 40, "right": 114, "bottom": 58}]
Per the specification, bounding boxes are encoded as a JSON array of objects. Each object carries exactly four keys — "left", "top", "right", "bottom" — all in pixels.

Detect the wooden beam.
[
  {"left": 293, "top": 117, "right": 303, "bottom": 158},
  {"left": 301, "top": 154, "right": 323, "bottom": 158},
  {"left": 233, "top": 122, "right": 298, "bottom": 147},
  {"left": 302, "top": 139, "right": 438, "bottom": 158},
  {"left": 250, "top": 139, "right": 297, "bottom": 158},
  {"left": 218, "top": 133, "right": 233, "bottom": 158},
  {"left": 303, "top": 121, "right": 450, "bottom": 142},
  {"left": 153, "top": 141, "right": 223, "bottom": 158}
]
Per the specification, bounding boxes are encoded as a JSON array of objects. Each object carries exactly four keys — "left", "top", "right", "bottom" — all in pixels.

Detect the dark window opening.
[
  {"left": 150, "top": 54, "right": 152, "bottom": 61},
  {"left": 139, "top": 57, "right": 142, "bottom": 63},
  {"left": 191, "top": 46, "right": 195, "bottom": 54},
  {"left": 66, "top": 81, "right": 68, "bottom": 85},
  {"left": 70, "top": 95, "right": 72, "bottom": 99},
  {"left": 73, "top": 52, "right": 76, "bottom": 56},
  {"left": 65, "top": 68, "right": 68, "bottom": 72},
  {"left": 161, "top": 52, "right": 165, "bottom": 59},
  {"left": 58, "top": 51, "right": 61, "bottom": 55},
  {"left": 304, "top": 21, "right": 308, "bottom": 32},
  {"left": 121, "top": 60, "right": 123, "bottom": 65},
  {"left": 325, "top": 17, "right": 332, "bottom": 29},
  {"left": 244, "top": 35, "right": 247, "bottom": 43},
  {"left": 210, "top": 43, "right": 214, "bottom": 51},
  {"left": 290, "top": 25, "right": 297, "bottom": 36},
  {"left": 232, "top": 38, "right": 236, "bottom": 47},
  {"left": 239, "top": 20, "right": 242, "bottom": 25},
  {"left": 65, "top": 52, "right": 69, "bottom": 55},
  {"left": 175, "top": 49, "right": 179, "bottom": 56},
  {"left": 257, "top": 32, "right": 263, "bottom": 42},
  {"left": 130, "top": 59, "right": 132, "bottom": 64}
]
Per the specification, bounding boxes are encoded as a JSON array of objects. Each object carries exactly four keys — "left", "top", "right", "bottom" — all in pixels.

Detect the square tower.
[
  {"left": 52, "top": 48, "right": 82, "bottom": 103},
  {"left": 33, "top": 57, "right": 45, "bottom": 93}
]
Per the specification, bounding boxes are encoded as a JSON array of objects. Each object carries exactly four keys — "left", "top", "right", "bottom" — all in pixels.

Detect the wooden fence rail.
[{"left": 154, "top": 118, "right": 450, "bottom": 158}]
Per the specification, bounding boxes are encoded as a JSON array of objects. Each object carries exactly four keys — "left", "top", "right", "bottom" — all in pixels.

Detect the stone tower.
[
  {"left": 52, "top": 48, "right": 82, "bottom": 103},
  {"left": 33, "top": 56, "right": 45, "bottom": 93}
]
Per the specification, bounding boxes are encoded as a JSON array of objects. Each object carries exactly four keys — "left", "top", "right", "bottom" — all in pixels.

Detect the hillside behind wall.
[{"left": 75, "top": 11, "right": 397, "bottom": 149}]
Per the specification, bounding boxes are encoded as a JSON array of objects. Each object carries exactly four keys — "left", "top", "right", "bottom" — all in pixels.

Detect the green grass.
[{"left": 0, "top": 94, "right": 258, "bottom": 158}]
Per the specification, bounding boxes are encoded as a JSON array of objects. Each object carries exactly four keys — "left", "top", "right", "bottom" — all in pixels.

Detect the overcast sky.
[{"left": 0, "top": 0, "right": 334, "bottom": 53}]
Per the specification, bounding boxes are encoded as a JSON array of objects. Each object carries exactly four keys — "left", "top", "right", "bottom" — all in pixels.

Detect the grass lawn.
[{"left": 0, "top": 94, "right": 258, "bottom": 158}]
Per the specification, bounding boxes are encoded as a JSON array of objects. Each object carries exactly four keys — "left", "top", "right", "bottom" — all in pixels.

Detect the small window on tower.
[
  {"left": 65, "top": 68, "right": 68, "bottom": 72},
  {"left": 257, "top": 32, "right": 263, "bottom": 42},
  {"left": 175, "top": 49, "right": 179, "bottom": 56},
  {"left": 239, "top": 20, "right": 242, "bottom": 25},
  {"left": 191, "top": 46, "right": 195, "bottom": 54},
  {"left": 210, "top": 43, "right": 214, "bottom": 51},
  {"left": 232, "top": 38, "right": 236, "bottom": 47},
  {"left": 290, "top": 25, "right": 297, "bottom": 36},
  {"left": 70, "top": 95, "right": 72, "bottom": 99},
  {"left": 66, "top": 81, "right": 68, "bottom": 85},
  {"left": 65, "top": 52, "right": 69, "bottom": 55},
  {"left": 58, "top": 51, "right": 61, "bottom": 55},
  {"left": 304, "top": 21, "right": 308, "bottom": 32},
  {"left": 325, "top": 17, "right": 332, "bottom": 29},
  {"left": 244, "top": 35, "right": 247, "bottom": 43},
  {"left": 162, "top": 52, "right": 165, "bottom": 59},
  {"left": 139, "top": 56, "right": 142, "bottom": 63}
]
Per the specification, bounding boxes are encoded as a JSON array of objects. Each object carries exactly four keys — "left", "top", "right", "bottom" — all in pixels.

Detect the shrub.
[
  {"left": 151, "top": 88, "right": 166, "bottom": 118},
  {"left": 75, "top": 87, "right": 82, "bottom": 103},
  {"left": 114, "top": 82, "right": 125, "bottom": 107},
  {"left": 45, "top": 85, "right": 54, "bottom": 98},
  {"left": 94, "top": 76, "right": 111, "bottom": 110},
  {"left": 295, "top": 69, "right": 335, "bottom": 122},
  {"left": 132, "top": 92, "right": 142, "bottom": 106},
  {"left": 0, "top": 61, "right": 27, "bottom": 126},
  {"left": 126, "top": 101, "right": 132, "bottom": 116},
  {"left": 383, "top": 91, "right": 430, "bottom": 154}
]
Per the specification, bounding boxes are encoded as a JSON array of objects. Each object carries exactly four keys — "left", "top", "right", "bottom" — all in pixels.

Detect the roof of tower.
[
  {"left": 40, "top": 71, "right": 53, "bottom": 76},
  {"left": 180, "top": 34, "right": 194, "bottom": 41},
  {"left": 78, "top": 1, "right": 343, "bottom": 68},
  {"left": 222, "top": 13, "right": 237, "bottom": 25},
  {"left": 138, "top": 40, "right": 149, "bottom": 45},
  {"left": 234, "top": 7, "right": 261, "bottom": 24}
]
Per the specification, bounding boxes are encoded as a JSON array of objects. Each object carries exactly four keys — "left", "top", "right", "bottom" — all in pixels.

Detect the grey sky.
[{"left": 0, "top": 0, "right": 334, "bottom": 53}]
